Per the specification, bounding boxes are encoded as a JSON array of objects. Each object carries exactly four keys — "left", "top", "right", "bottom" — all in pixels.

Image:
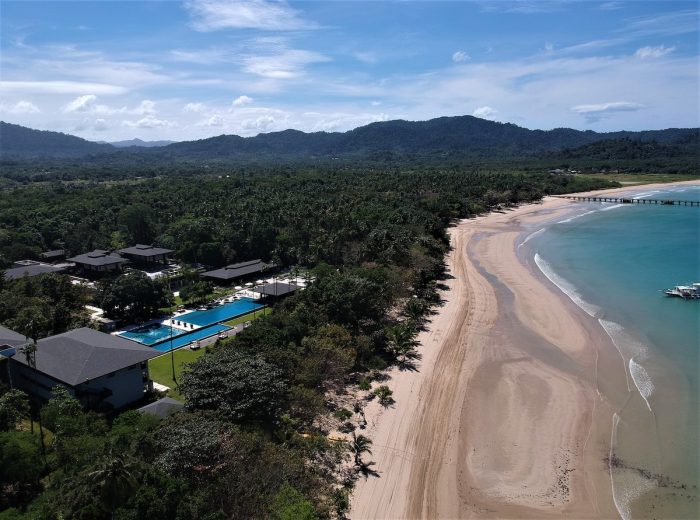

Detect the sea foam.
[
  {"left": 533, "top": 253, "right": 600, "bottom": 317},
  {"left": 519, "top": 227, "right": 546, "bottom": 247},
  {"left": 609, "top": 413, "right": 657, "bottom": 520},
  {"left": 629, "top": 358, "right": 654, "bottom": 412},
  {"left": 556, "top": 209, "right": 596, "bottom": 224}
]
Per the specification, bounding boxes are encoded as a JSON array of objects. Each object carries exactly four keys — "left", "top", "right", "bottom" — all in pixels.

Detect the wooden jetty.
[{"left": 554, "top": 195, "right": 699, "bottom": 206}]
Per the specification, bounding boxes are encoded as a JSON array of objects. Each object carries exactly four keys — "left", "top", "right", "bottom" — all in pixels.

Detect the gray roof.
[
  {"left": 11, "top": 327, "right": 160, "bottom": 386},
  {"left": 118, "top": 244, "right": 174, "bottom": 258},
  {"left": 0, "top": 325, "right": 28, "bottom": 348},
  {"left": 41, "top": 249, "right": 65, "bottom": 259},
  {"left": 202, "top": 259, "right": 267, "bottom": 281},
  {"left": 67, "top": 250, "right": 127, "bottom": 267},
  {"left": 252, "top": 282, "right": 299, "bottom": 297},
  {"left": 4, "top": 263, "right": 65, "bottom": 280},
  {"left": 137, "top": 397, "right": 184, "bottom": 418}
]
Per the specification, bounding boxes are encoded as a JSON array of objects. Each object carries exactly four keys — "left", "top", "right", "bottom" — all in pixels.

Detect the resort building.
[
  {"left": 252, "top": 281, "right": 299, "bottom": 300},
  {"left": 202, "top": 259, "right": 271, "bottom": 284},
  {"left": 118, "top": 244, "right": 174, "bottom": 265},
  {"left": 9, "top": 327, "right": 160, "bottom": 410},
  {"left": 41, "top": 249, "right": 66, "bottom": 263},
  {"left": 0, "top": 325, "right": 28, "bottom": 350},
  {"left": 67, "top": 249, "right": 128, "bottom": 275},
  {"left": 4, "top": 260, "right": 66, "bottom": 280}
]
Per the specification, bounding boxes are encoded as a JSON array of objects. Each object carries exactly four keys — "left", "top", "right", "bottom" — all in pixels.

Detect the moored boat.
[{"left": 664, "top": 283, "right": 700, "bottom": 299}]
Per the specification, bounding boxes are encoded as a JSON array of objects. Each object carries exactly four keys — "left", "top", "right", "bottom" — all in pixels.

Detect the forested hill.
[
  {"left": 0, "top": 121, "right": 115, "bottom": 158},
  {"left": 1, "top": 116, "right": 697, "bottom": 161}
]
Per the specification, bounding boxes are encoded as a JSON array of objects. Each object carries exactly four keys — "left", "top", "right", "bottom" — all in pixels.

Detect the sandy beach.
[{"left": 349, "top": 180, "right": 699, "bottom": 519}]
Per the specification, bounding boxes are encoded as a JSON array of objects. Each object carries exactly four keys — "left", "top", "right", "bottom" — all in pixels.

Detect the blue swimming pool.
[
  {"left": 152, "top": 324, "right": 230, "bottom": 352},
  {"left": 178, "top": 298, "right": 264, "bottom": 327},
  {"left": 120, "top": 324, "right": 184, "bottom": 346}
]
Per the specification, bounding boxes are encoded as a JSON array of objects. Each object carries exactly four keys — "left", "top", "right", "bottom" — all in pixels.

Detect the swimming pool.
[
  {"left": 120, "top": 323, "right": 183, "bottom": 346},
  {"left": 178, "top": 298, "right": 264, "bottom": 327},
  {"left": 152, "top": 324, "right": 230, "bottom": 352}
]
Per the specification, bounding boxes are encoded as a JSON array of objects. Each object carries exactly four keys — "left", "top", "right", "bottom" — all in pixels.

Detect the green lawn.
[
  {"left": 148, "top": 348, "right": 206, "bottom": 400},
  {"left": 222, "top": 306, "right": 271, "bottom": 327}
]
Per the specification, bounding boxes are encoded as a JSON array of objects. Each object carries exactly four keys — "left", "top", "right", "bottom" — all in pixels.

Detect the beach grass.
[{"left": 148, "top": 348, "right": 206, "bottom": 400}]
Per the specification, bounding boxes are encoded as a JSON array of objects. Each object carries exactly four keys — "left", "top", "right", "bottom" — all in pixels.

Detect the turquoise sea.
[{"left": 527, "top": 184, "right": 699, "bottom": 519}]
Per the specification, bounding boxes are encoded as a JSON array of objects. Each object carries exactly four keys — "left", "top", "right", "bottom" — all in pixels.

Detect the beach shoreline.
[{"left": 349, "top": 179, "right": 699, "bottom": 519}]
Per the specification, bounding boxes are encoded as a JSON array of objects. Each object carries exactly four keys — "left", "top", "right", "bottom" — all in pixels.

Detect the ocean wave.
[
  {"left": 632, "top": 190, "right": 660, "bottom": 200},
  {"left": 533, "top": 253, "right": 600, "bottom": 317},
  {"left": 600, "top": 203, "right": 626, "bottom": 212},
  {"left": 518, "top": 227, "right": 546, "bottom": 247},
  {"left": 556, "top": 209, "right": 596, "bottom": 224},
  {"left": 598, "top": 319, "right": 649, "bottom": 360},
  {"left": 609, "top": 413, "right": 657, "bottom": 520},
  {"left": 629, "top": 358, "right": 654, "bottom": 412}
]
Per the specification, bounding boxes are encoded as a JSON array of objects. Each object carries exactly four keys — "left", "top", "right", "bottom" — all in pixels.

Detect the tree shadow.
[{"left": 358, "top": 461, "right": 380, "bottom": 478}]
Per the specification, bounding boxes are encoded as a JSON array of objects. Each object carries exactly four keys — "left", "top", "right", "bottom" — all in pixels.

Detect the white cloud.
[
  {"left": 243, "top": 49, "right": 329, "bottom": 79},
  {"left": 63, "top": 94, "right": 126, "bottom": 115},
  {"left": 94, "top": 119, "right": 109, "bottom": 131},
  {"left": 134, "top": 100, "right": 156, "bottom": 115},
  {"left": 353, "top": 51, "right": 378, "bottom": 64},
  {"left": 0, "top": 100, "right": 40, "bottom": 114},
  {"left": 241, "top": 114, "right": 276, "bottom": 132},
  {"left": 233, "top": 95, "right": 254, "bottom": 106},
  {"left": 0, "top": 80, "right": 127, "bottom": 95},
  {"left": 205, "top": 114, "right": 224, "bottom": 127},
  {"left": 634, "top": 45, "right": 675, "bottom": 59},
  {"left": 472, "top": 106, "right": 498, "bottom": 119},
  {"left": 452, "top": 50, "right": 470, "bottom": 63},
  {"left": 184, "top": 102, "right": 207, "bottom": 113},
  {"left": 544, "top": 42, "right": 555, "bottom": 53},
  {"left": 599, "top": 1, "right": 623, "bottom": 10},
  {"left": 571, "top": 101, "right": 644, "bottom": 114},
  {"left": 123, "top": 115, "right": 174, "bottom": 129},
  {"left": 185, "top": 0, "right": 315, "bottom": 31},
  {"left": 571, "top": 101, "right": 644, "bottom": 122},
  {"left": 64, "top": 94, "right": 98, "bottom": 113}
]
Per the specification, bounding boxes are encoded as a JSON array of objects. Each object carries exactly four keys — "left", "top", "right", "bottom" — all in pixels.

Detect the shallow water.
[{"left": 528, "top": 185, "right": 700, "bottom": 519}]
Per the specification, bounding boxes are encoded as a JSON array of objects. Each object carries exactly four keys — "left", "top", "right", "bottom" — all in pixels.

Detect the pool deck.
[{"left": 115, "top": 276, "right": 309, "bottom": 351}]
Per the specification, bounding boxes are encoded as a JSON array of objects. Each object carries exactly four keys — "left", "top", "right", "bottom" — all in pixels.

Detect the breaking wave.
[{"left": 533, "top": 253, "right": 600, "bottom": 317}]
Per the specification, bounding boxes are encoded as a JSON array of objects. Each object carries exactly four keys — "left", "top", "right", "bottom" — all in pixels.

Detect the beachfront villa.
[
  {"left": 8, "top": 327, "right": 160, "bottom": 410},
  {"left": 118, "top": 244, "right": 174, "bottom": 265},
  {"left": 201, "top": 259, "right": 270, "bottom": 284},
  {"left": 67, "top": 249, "right": 128, "bottom": 275},
  {"left": 4, "top": 260, "right": 66, "bottom": 280}
]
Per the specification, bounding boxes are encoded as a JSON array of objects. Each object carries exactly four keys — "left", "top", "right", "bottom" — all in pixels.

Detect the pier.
[{"left": 554, "top": 195, "right": 700, "bottom": 206}]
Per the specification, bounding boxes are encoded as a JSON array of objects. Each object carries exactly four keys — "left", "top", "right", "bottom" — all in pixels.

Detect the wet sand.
[{"left": 350, "top": 180, "right": 699, "bottom": 519}]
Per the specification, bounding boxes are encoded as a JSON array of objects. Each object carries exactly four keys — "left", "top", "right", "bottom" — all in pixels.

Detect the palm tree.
[
  {"left": 350, "top": 433, "right": 373, "bottom": 467},
  {"left": 87, "top": 452, "right": 139, "bottom": 517},
  {"left": 386, "top": 323, "right": 420, "bottom": 369}
]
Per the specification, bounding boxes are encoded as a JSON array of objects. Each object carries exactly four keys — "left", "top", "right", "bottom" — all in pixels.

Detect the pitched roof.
[
  {"left": 252, "top": 282, "right": 299, "bottom": 297},
  {"left": 4, "top": 263, "right": 65, "bottom": 280},
  {"left": 11, "top": 327, "right": 160, "bottom": 386},
  {"left": 137, "top": 397, "right": 184, "bottom": 418},
  {"left": 41, "top": 249, "right": 65, "bottom": 259},
  {"left": 0, "top": 325, "right": 28, "bottom": 348},
  {"left": 118, "top": 244, "right": 174, "bottom": 257},
  {"left": 202, "top": 259, "right": 267, "bottom": 281},
  {"left": 67, "top": 250, "right": 127, "bottom": 267}
]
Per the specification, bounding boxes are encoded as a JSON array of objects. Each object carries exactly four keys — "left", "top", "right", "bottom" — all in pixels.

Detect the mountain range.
[{"left": 0, "top": 116, "right": 697, "bottom": 162}]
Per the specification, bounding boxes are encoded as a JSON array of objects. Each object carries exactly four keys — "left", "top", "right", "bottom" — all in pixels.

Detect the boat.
[{"left": 664, "top": 283, "right": 700, "bottom": 300}]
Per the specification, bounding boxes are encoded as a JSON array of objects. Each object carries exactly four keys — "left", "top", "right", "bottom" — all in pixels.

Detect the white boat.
[{"left": 664, "top": 283, "right": 700, "bottom": 300}]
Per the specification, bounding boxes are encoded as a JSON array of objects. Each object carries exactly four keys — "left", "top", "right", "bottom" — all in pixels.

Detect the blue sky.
[{"left": 0, "top": 0, "right": 697, "bottom": 141}]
